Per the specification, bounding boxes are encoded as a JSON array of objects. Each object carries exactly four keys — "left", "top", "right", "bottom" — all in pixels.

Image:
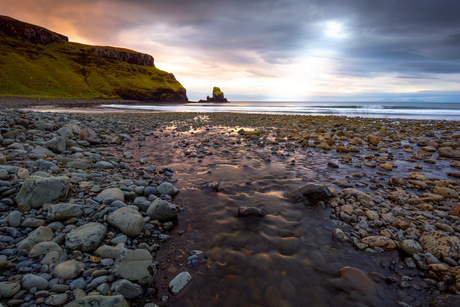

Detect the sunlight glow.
[{"left": 325, "top": 21, "right": 347, "bottom": 38}]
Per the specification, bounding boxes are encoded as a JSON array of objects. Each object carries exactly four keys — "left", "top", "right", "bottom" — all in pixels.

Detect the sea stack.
[{"left": 200, "top": 87, "right": 229, "bottom": 102}]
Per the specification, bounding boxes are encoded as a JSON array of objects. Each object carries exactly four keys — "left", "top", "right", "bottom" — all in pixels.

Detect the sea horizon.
[{"left": 102, "top": 100, "right": 460, "bottom": 121}]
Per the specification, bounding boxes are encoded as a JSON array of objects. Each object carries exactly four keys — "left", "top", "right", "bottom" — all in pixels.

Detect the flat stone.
[
  {"left": 97, "top": 188, "right": 124, "bottom": 201},
  {"left": 438, "top": 147, "right": 460, "bottom": 158},
  {"left": 48, "top": 203, "right": 83, "bottom": 220},
  {"left": 53, "top": 260, "right": 85, "bottom": 280},
  {"left": 107, "top": 207, "right": 145, "bottom": 237},
  {"left": 95, "top": 161, "right": 113, "bottom": 169},
  {"left": 433, "top": 186, "right": 458, "bottom": 198},
  {"left": 63, "top": 295, "right": 128, "bottom": 307},
  {"left": 15, "top": 175, "right": 71, "bottom": 209},
  {"left": 65, "top": 222, "right": 107, "bottom": 252},
  {"left": 169, "top": 271, "right": 192, "bottom": 295},
  {"left": 113, "top": 249, "right": 155, "bottom": 285},
  {"left": 419, "top": 231, "right": 460, "bottom": 260}
]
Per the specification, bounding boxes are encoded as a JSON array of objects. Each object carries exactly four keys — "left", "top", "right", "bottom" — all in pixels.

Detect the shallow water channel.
[{"left": 122, "top": 125, "right": 452, "bottom": 307}]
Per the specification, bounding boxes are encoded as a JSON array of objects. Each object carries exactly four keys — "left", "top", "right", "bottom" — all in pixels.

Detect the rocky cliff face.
[
  {"left": 0, "top": 15, "right": 154, "bottom": 68},
  {"left": 0, "top": 15, "right": 68, "bottom": 45},
  {"left": 90, "top": 47, "right": 154, "bottom": 67}
]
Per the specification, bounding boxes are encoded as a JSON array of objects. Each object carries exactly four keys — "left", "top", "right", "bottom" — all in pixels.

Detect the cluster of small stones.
[
  {"left": 0, "top": 109, "right": 199, "bottom": 307},
  {"left": 295, "top": 122, "right": 460, "bottom": 304}
]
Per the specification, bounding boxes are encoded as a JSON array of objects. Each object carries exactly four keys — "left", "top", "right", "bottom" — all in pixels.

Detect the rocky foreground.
[{"left": 0, "top": 109, "right": 459, "bottom": 306}]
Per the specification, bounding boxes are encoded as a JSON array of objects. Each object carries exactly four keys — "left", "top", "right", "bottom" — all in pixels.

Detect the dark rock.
[
  {"left": 198, "top": 87, "right": 229, "bottom": 103},
  {"left": 0, "top": 15, "right": 68, "bottom": 44},
  {"left": 237, "top": 206, "right": 266, "bottom": 218},
  {"left": 288, "top": 183, "right": 332, "bottom": 204},
  {"left": 91, "top": 48, "right": 154, "bottom": 67},
  {"left": 200, "top": 182, "right": 219, "bottom": 192}
]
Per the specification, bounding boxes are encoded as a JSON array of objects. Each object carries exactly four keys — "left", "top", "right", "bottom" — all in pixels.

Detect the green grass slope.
[{"left": 0, "top": 34, "right": 188, "bottom": 101}]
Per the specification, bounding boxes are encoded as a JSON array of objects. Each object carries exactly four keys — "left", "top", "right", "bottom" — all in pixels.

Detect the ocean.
[{"left": 101, "top": 101, "right": 460, "bottom": 121}]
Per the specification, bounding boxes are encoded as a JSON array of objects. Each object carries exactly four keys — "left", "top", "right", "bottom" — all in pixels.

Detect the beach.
[{"left": 0, "top": 101, "right": 460, "bottom": 306}]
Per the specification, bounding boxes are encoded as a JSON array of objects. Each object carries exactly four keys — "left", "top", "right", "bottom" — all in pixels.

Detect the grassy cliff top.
[
  {"left": 0, "top": 16, "right": 187, "bottom": 101},
  {"left": 213, "top": 87, "right": 224, "bottom": 98}
]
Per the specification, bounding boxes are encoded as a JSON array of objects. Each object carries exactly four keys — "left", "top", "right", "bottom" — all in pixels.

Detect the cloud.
[{"left": 1, "top": 0, "right": 460, "bottom": 100}]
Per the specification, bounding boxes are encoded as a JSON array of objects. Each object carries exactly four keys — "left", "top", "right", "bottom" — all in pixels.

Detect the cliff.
[
  {"left": 0, "top": 15, "right": 68, "bottom": 45},
  {"left": 0, "top": 15, "right": 187, "bottom": 101}
]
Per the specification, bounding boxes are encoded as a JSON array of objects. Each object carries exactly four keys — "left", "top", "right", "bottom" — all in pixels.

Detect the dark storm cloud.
[{"left": 2, "top": 0, "right": 460, "bottom": 79}]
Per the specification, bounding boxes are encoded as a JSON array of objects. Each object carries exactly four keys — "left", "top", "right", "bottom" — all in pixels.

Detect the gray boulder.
[
  {"left": 112, "top": 249, "right": 155, "bottom": 285},
  {"left": 133, "top": 197, "right": 151, "bottom": 212},
  {"left": 44, "top": 136, "right": 66, "bottom": 153},
  {"left": 65, "top": 222, "right": 107, "bottom": 252},
  {"left": 31, "top": 146, "right": 55, "bottom": 158},
  {"left": 16, "top": 175, "right": 70, "bottom": 209},
  {"left": 80, "top": 127, "right": 100, "bottom": 144},
  {"left": 97, "top": 188, "right": 124, "bottom": 201},
  {"left": 35, "top": 121, "right": 54, "bottom": 131},
  {"left": 107, "top": 207, "right": 145, "bottom": 237},
  {"left": 110, "top": 279, "right": 143, "bottom": 299},
  {"left": 57, "top": 127, "right": 74, "bottom": 138},
  {"left": 146, "top": 198, "right": 178, "bottom": 221},
  {"left": 157, "top": 182, "right": 179, "bottom": 196}
]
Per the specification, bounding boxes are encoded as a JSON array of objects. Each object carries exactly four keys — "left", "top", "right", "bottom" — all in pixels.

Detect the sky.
[{"left": 2, "top": 0, "right": 460, "bottom": 102}]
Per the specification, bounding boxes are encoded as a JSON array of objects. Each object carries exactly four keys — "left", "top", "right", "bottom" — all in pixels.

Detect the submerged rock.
[
  {"left": 237, "top": 206, "right": 266, "bottom": 218},
  {"left": 287, "top": 183, "right": 332, "bottom": 204}
]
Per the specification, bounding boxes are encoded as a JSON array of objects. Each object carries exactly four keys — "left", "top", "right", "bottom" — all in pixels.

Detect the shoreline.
[{"left": 0, "top": 103, "right": 459, "bottom": 306}]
